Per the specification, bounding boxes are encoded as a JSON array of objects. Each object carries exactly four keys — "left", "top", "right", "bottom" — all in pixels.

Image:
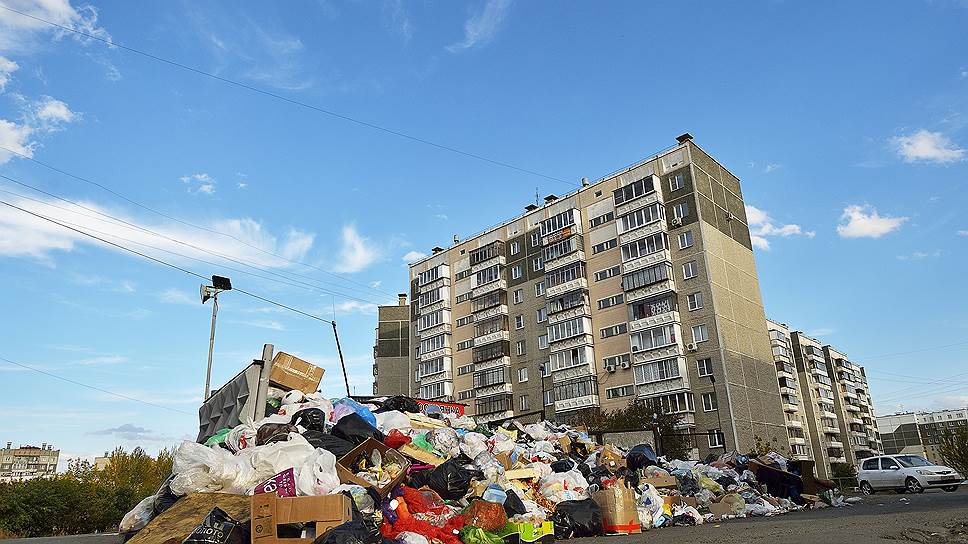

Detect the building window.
[
  {"left": 633, "top": 358, "right": 680, "bottom": 383},
  {"left": 540, "top": 209, "right": 577, "bottom": 237},
  {"left": 628, "top": 295, "right": 676, "bottom": 320},
  {"left": 456, "top": 292, "right": 471, "bottom": 303},
  {"left": 458, "top": 364, "right": 474, "bottom": 375},
  {"left": 533, "top": 257, "right": 543, "bottom": 271},
  {"left": 546, "top": 261, "right": 586, "bottom": 288},
  {"left": 687, "top": 292, "right": 703, "bottom": 311},
  {"left": 547, "top": 316, "right": 588, "bottom": 342},
  {"left": 538, "top": 334, "right": 549, "bottom": 349},
  {"left": 670, "top": 172, "right": 685, "bottom": 192},
  {"left": 622, "top": 262, "right": 673, "bottom": 291},
  {"left": 513, "top": 289, "right": 524, "bottom": 304},
  {"left": 519, "top": 394, "right": 531, "bottom": 411},
  {"left": 607, "top": 385, "right": 634, "bottom": 399},
  {"left": 455, "top": 269, "right": 471, "bottom": 280},
  {"left": 515, "top": 315, "right": 525, "bottom": 329},
  {"left": 536, "top": 307, "right": 547, "bottom": 322},
  {"left": 516, "top": 340, "right": 526, "bottom": 356},
  {"left": 678, "top": 231, "right": 693, "bottom": 249},
  {"left": 530, "top": 231, "right": 540, "bottom": 247},
  {"left": 518, "top": 367, "right": 529, "bottom": 383},
  {"left": 597, "top": 293, "right": 624, "bottom": 310},
  {"left": 621, "top": 232, "right": 669, "bottom": 261},
  {"left": 613, "top": 177, "right": 655, "bottom": 205},
  {"left": 692, "top": 324, "right": 709, "bottom": 343},
  {"left": 457, "top": 389, "right": 476, "bottom": 401},
  {"left": 592, "top": 238, "right": 617, "bottom": 254},
  {"left": 708, "top": 430, "right": 724, "bottom": 448},
  {"left": 618, "top": 202, "right": 665, "bottom": 233},
  {"left": 510, "top": 241, "right": 520, "bottom": 255},
  {"left": 600, "top": 323, "right": 628, "bottom": 338},
  {"left": 457, "top": 339, "right": 474, "bottom": 351},
  {"left": 630, "top": 325, "right": 676, "bottom": 352},
  {"left": 595, "top": 265, "right": 621, "bottom": 282},
  {"left": 682, "top": 261, "right": 698, "bottom": 279},
  {"left": 697, "top": 358, "right": 713, "bottom": 377},
  {"left": 603, "top": 354, "right": 631, "bottom": 369},
  {"left": 456, "top": 315, "right": 473, "bottom": 327},
  {"left": 701, "top": 392, "right": 718, "bottom": 411},
  {"left": 535, "top": 281, "right": 545, "bottom": 296},
  {"left": 511, "top": 265, "right": 523, "bottom": 279},
  {"left": 589, "top": 211, "right": 614, "bottom": 228},
  {"left": 672, "top": 202, "right": 690, "bottom": 219},
  {"left": 544, "top": 390, "right": 554, "bottom": 406}
]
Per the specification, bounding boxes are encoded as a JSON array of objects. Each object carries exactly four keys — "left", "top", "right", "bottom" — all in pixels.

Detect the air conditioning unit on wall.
[
  {"left": 671, "top": 218, "right": 683, "bottom": 227},
  {"left": 605, "top": 364, "right": 616, "bottom": 373},
  {"left": 687, "top": 342, "right": 698, "bottom": 352}
]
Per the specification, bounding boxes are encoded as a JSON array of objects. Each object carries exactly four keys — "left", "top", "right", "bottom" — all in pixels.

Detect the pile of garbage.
[{"left": 121, "top": 388, "right": 836, "bottom": 544}]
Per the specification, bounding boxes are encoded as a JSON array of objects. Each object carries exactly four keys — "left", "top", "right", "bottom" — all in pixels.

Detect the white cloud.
[
  {"left": 159, "top": 288, "right": 196, "bottom": 305},
  {"left": 0, "top": 193, "right": 317, "bottom": 267},
  {"left": 180, "top": 173, "right": 216, "bottom": 195},
  {"left": 0, "top": 56, "right": 17, "bottom": 91},
  {"left": 75, "top": 354, "right": 127, "bottom": 366},
  {"left": 744, "top": 204, "right": 813, "bottom": 250},
  {"left": 382, "top": 0, "right": 413, "bottom": 42},
  {"left": 237, "top": 182, "right": 248, "bottom": 189},
  {"left": 332, "top": 225, "right": 379, "bottom": 273},
  {"left": 446, "top": 0, "right": 513, "bottom": 53},
  {"left": 0, "top": 96, "right": 80, "bottom": 164},
  {"left": 371, "top": 280, "right": 382, "bottom": 289},
  {"left": 0, "top": 1, "right": 112, "bottom": 55},
  {"left": 806, "top": 327, "right": 836, "bottom": 338},
  {"left": 34, "top": 97, "right": 77, "bottom": 125},
  {"left": 90, "top": 423, "right": 165, "bottom": 442},
  {"left": 434, "top": 213, "right": 448, "bottom": 220},
  {"left": 892, "top": 129, "right": 965, "bottom": 164},
  {"left": 958, "top": 230, "right": 968, "bottom": 237},
  {"left": 402, "top": 250, "right": 427, "bottom": 262},
  {"left": 230, "top": 319, "right": 285, "bottom": 331},
  {"left": 836, "top": 204, "right": 908, "bottom": 239},
  {"left": 335, "top": 300, "right": 379, "bottom": 315},
  {"left": 896, "top": 250, "right": 942, "bottom": 261},
  {"left": 764, "top": 163, "right": 781, "bottom": 173}
]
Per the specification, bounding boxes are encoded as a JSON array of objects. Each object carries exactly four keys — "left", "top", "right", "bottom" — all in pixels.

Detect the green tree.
[
  {"left": 939, "top": 428, "right": 968, "bottom": 476},
  {"left": 571, "top": 399, "right": 691, "bottom": 460}
]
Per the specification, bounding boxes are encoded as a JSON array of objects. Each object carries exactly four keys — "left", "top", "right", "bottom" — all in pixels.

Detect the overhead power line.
[
  {"left": 0, "top": 145, "right": 393, "bottom": 300},
  {"left": 0, "top": 5, "right": 573, "bottom": 188},
  {"left": 0, "top": 199, "right": 336, "bottom": 325},
  {"left": 0, "top": 356, "right": 193, "bottom": 415}
]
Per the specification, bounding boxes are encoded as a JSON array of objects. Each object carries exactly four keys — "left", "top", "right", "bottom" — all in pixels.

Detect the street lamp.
[
  {"left": 201, "top": 275, "right": 232, "bottom": 400},
  {"left": 710, "top": 374, "right": 725, "bottom": 448}
]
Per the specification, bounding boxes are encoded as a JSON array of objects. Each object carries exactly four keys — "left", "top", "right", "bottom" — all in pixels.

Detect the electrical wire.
[
  {"left": 0, "top": 5, "right": 574, "bottom": 188},
  {"left": 0, "top": 146, "right": 393, "bottom": 300},
  {"left": 0, "top": 199, "right": 335, "bottom": 324},
  {"left": 0, "top": 356, "right": 193, "bottom": 415}
]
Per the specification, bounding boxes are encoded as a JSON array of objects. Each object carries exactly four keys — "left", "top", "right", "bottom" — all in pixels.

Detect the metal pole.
[
  {"left": 332, "top": 321, "right": 351, "bottom": 397},
  {"left": 204, "top": 293, "right": 219, "bottom": 399}
]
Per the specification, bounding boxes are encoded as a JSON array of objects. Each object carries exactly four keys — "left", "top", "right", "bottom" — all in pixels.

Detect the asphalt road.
[{"left": 5, "top": 488, "right": 967, "bottom": 544}]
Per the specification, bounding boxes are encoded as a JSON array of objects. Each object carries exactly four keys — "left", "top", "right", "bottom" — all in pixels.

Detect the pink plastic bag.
[{"left": 253, "top": 467, "right": 297, "bottom": 497}]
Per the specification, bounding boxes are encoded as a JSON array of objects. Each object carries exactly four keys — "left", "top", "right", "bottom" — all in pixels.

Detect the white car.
[{"left": 857, "top": 455, "right": 964, "bottom": 494}]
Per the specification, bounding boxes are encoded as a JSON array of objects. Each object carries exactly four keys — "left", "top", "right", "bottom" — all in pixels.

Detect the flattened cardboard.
[
  {"left": 251, "top": 492, "right": 353, "bottom": 544},
  {"left": 270, "top": 352, "right": 324, "bottom": 393},
  {"left": 557, "top": 436, "right": 571, "bottom": 454},
  {"left": 662, "top": 495, "right": 698, "bottom": 509},
  {"left": 592, "top": 483, "right": 641, "bottom": 535},
  {"left": 399, "top": 443, "right": 447, "bottom": 466},
  {"left": 707, "top": 501, "right": 735, "bottom": 519},
  {"left": 505, "top": 467, "right": 537, "bottom": 480},
  {"left": 642, "top": 474, "right": 678, "bottom": 488},
  {"left": 336, "top": 438, "right": 410, "bottom": 497},
  {"left": 128, "top": 493, "right": 250, "bottom": 544}
]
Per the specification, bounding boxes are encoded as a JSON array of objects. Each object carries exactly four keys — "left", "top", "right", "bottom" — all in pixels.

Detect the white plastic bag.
[
  {"left": 226, "top": 420, "right": 259, "bottom": 452},
  {"left": 523, "top": 423, "right": 549, "bottom": 441},
  {"left": 330, "top": 484, "right": 376, "bottom": 513},
  {"left": 248, "top": 432, "right": 316, "bottom": 477},
  {"left": 170, "top": 441, "right": 237, "bottom": 495},
  {"left": 430, "top": 427, "right": 460, "bottom": 457},
  {"left": 397, "top": 532, "right": 429, "bottom": 544},
  {"left": 296, "top": 448, "right": 340, "bottom": 496},
  {"left": 460, "top": 432, "right": 489, "bottom": 459},
  {"left": 119, "top": 494, "right": 156, "bottom": 533},
  {"left": 375, "top": 410, "right": 412, "bottom": 434},
  {"left": 538, "top": 469, "right": 588, "bottom": 503}
]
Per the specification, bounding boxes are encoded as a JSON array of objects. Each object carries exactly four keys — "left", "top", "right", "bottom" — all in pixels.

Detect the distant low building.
[
  {"left": 878, "top": 408, "right": 968, "bottom": 465},
  {"left": 372, "top": 294, "right": 412, "bottom": 396},
  {"left": 94, "top": 453, "right": 111, "bottom": 471},
  {"left": 0, "top": 442, "right": 60, "bottom": 482}
]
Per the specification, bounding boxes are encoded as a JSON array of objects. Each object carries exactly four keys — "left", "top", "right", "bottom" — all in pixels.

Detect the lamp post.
[
  {"left": 201, "top": 275, "right": 232, "bottom": 400},
  {"left": 710, "top": 374, "right": 725, "bottom": 447}
]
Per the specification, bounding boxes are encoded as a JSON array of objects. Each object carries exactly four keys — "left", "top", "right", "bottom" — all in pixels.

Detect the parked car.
[{"left": 857, "top": 454, "right": 964, "bottom": 494}]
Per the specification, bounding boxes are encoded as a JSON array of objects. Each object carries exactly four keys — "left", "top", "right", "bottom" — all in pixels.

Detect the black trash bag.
[
  {"left": 716, "top": 475, "right": 737, "bottom": 489},
  {"left": 152, "top": 474, "right": 180, "bottom": 516},
  {"left": 331, "top": 413, "right": 385, "bottom": 446},
  {"left": 503, "top": 490, "right": 527, "bottom": 517},
  {"left": 677, "top": 472, "right": 701, "bottom": 496},
  {"left": 671, "top": 514, "right": 697, "bottom": 527},
  {"left": 408, "top": 459, "right": 480, "bottom": 500},
  {"left": 550, "top": 459, "right": 575, "bottom": 473},
  {"left": 551, "top": 499, "right": 603, "bottom": 539},
  {"left": 626, "top": 443, "right": 658, "bottom": 472},
  {"left": 312, "top": 519, "right": 382, "bottom": 544},
  {"left": 256, "top": 423, "right": 297, "bottom": 446},
  {"left": 182, "top": 507, "right": 249, "bottom": 544},
  {"left": 302, "top": 430, "right": 355, "bottom": 457},
  {"left": 585, "top": 465, "right": 612, "bottom": 487},
  {"left": 379, "top": 395, "right": 421, "bottom": 414},
  {"left": 291, "top": 408, "right": 328, "bottom": 432}
]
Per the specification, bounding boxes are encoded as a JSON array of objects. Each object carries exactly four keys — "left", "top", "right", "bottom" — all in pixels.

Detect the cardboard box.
[
  {"left": 641, "top": 474, "right": 678, "bottom": 489},
  {"left": 600, "top": 458, "right": 627, "bottom": 471},
  {"left": 707, "top": 501, "right": 735, "bottom": 519},
  {"left": 129, "top": 493, "right": 250, "bottom": 544},
  {"left": 505, "top": 467, "right": 537, "bottom": 480},
  {"left": 336, "top": 438, "right": 410, "bottom": 497},
  {"left": 252, "top": 493, "right": 353, "bottom": 544},
  {"left": 557, "top": 436, "right": 571, "bottom": 454},
  {"left": 399, "top": 443, "right": 447, "bottom": 466},
  {"left": 662, "top": 495, "right": 698, "bottom": 509},
  {"left": 593, "top": 484, "right": 641, "bottom": 535},
  {"left": 270, "top": 352, "right": 324, "bottom": 393}
]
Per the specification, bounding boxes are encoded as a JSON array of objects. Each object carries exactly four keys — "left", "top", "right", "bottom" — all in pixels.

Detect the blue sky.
[{"left": 0, "top": 0, "right": 966, "bottom": 466}]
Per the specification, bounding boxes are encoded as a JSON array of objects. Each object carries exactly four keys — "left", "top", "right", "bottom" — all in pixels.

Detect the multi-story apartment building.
[
  {"left": 372, "top": 294, "right": 412, "bottom": 396},
  {"left": 0, "top": 442, "right": 59, "bottom": 482},
  {"left": 407, "top": 134, "right": 788, "bottom": 458},
  {"left": 773, "top": 323, "right": 882, "bottom": 478},
  {"left": 879, "top": 408, "right": 967, "bottom": 465}
]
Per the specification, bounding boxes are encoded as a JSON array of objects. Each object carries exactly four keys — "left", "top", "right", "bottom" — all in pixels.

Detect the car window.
[
  {"left": 862, "top": 459, "right": 878, "bottom": 471},
  {"left": 895, "top": 455, "right": 931, "bottom": 468},
  {"left": 881, "top": 458, "right": 900, "bottom": 470}
]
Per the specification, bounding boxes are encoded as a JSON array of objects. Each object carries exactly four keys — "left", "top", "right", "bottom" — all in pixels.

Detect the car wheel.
[
  {"left": 905, "top": 477, "right": 924, "bottom": 494},
  {"left": 942, "top": 486, "right": 958, "bottom": 492},
  {"left": 859, "top": 481, "right": 874, "bottom": 495}
]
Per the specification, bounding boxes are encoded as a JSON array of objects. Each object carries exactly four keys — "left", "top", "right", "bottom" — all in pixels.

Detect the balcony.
[
  {"left": 418, "top": 275, "right": 452, "bottom": 293},
  {"left": 419, "top": 370, "right": 453, "bottom": 384},
  {"left": 782, "top": 402, "right": 800, "bottom": 413},
  {"left": 417, "top": 346, "right": 451, "bottom": 361},
  {"left": 632, "top": 342, "right": 684, "bottom": 365},
  {"left": 622, "top": 249, "right": 673, "bottom": 275},
  {"left": 786, "top": 419, "right": 804, "bottom": 429},
  {"left": 618, "top": 219, "right": 667, "bottom": 246},
  {"left": 470, "top": 254, "right": 506, "bottom": 274},
  {"left": 624, "top": 278, "right": 676, "bottom": 302},
  {"left": 628, "top": 310, "right": 680, "bottom": 332},
  {"left": 845, "top": 403, "right": 862, "bottom": 413},
  {"left": 547, "top": 304, "right": 591, "bottom": 325},
  {"left": 415, "top": 322, "right": 452, "bottom": 338},
  {"left": 776, "top": 364, "right": 796, "bottom": 380},
  {"left": 474, "top": 382, "right": 513, "bottom": 396},
  {"left": 614, "top": 190, "right": 661, "bottom": 218},
  {"left": 555, "top": 394, "right": 600, "bottom": 413},
  {"left": 789, "top": 437, "right": 807, "bottom": 446},
  {"left": 546, "top": 277, "right": 587, "bottom": 298},
  {"left": 827, "top": 440, "right": 844, "bottom": 449},
  {"left": 820, "top": 410, "right": 838, "bottom": 420},
  {"left": 822, "top": 425, "right": 840, "bottom": 435},
  {"left": 544, "top": 250, "right": 585, "bottom": 272},
  {"left": 474, "top": 330, "right": 509, "bottom": 347},
  {"left": 474, "top": 304, "right": 508, "bottom": 320},
  {"left": 828, "top": 455, "right": 847, "bottom": 464},
  {"left": 472, "top": 279, "right": 507, "bottom": 299},
  {"left": 474, "top": 355, "right": 511, "bottom": 372}
]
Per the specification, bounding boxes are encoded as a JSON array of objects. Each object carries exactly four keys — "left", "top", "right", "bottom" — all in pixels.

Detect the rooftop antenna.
[{"left": 535, "top": 187, "right": 540, "bottom": 207}]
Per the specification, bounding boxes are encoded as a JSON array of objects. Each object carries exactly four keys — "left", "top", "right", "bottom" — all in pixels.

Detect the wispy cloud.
[
  {"left": 806, "top": 327, "right": 836, "bottom": 338},
  {"left": 332, "top": 225, "right": 379, "bottom": 273},
  {"left": 896, "top": 250, "right": 943, "bottom": 261},
  {"left": 402, "top": 250, "right": 427, "bottom": 262},
  {"left": 89, "top": 423, "right": 166, "bottom": 442},
  {"left": 891, "top": 129, "right": 965, "bottom": 164},
  {"left": 382, "top": 0, "right": 413, "bottom": 43},
  {"left": 745, "top": 204, "right": 814, "bottom": 250},
  {"left": 0, "top": 95, "right": 81, "bottom": 164},
  {"left": 958, "top": 230, "right": 968, "bottom": 237},
  {"left": 0, "top": 1, "right": 112, "bottom": 55},
  {"left": 0, "top": 56, "right": 17, "bottom": 92},
  {"left": 335, "top": 300, "right": 379, "bottom": 315},
  {"left": 836, "top": 204, "right": 907, "bottom": 239},
  {"left": 75, "top": 355, "right": 127, "bottom": 366},
  {"left": 446, "top": 0, "right": 513, "bottom": 53},
  {"left": 764, "top": 163, "right": 781, "bottom": 173},
  {"left": 230, "top": 319, "right": 286, "bottom": 331},
  {"left": 158, "top": 288, "right": 196, "bottom": 306},
  {"left": 179, "top": 173, "right": 216, "bottom": 195},
  {"left": 434, "top": 213, "right": 449, "bottom": 221}
]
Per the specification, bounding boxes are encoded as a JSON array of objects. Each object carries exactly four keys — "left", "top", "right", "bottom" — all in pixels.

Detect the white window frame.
[
  {"left": 510, "top": 240, "right": 520, "bottom": 255},
  {"left": 708, "top": 430, "right": 724, "bottom": 448},
  {"left": 687, "top": 292, "right": 703, "bottom": 311},
  {"left": 511, "top": 265, "right": 523, "bottom": 279},
  {"left": 536, "top": 307, "right": 547, "bottom": 323},
  {"left": 701, "top": 392, "right": 718, "bottom": 412},
  {"left": 673, "top": 202, "right": 689, "bottom": 219},
  {"left": 670, "top": 172, "right": 685, "bottom": 191},
  {"left": 515, "top": 315, "right": 525, "bottom": 329},
  {"left": 519, "top": 394, "right": 530, "bottom": 411},
  {"left": 677, "top": 230, "right": 693, "bottom": 249},
  {"left": 516, "top": 340, "right": 526, "bottom": 356},
  {"left": 533, "top": 257, "right": 543, "bottom": 271},
  {"left": 513, "top": 289, "right": 524, "bottom": 304},
  {"left": 692, "top": 324, "right": 709, "bottom": 343},
  {"left": 538, "top": 334, "right": 548, "bottom": 350},
  {"left": 697, "top": 358, "right": 713, "bottom": 377},
  {"left": 682, "top": 261, "right": 698, "bottom": 280},
  {"left": 518, "top": 367, "right": 529, "bottom": 383},
  {"left": 534, "top": 281, "right": 545, "bottom": 296}
]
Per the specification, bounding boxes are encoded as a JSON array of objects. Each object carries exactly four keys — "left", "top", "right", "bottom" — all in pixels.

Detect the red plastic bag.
[
  {"left": 461, "top": 500, "right": 507, "bottom": 531},
  {"left": 386, "top": 429, "right": 413, "bottom": 449},
  {"left": 402, "top": 485, "right": 447, "bottom": 515}
]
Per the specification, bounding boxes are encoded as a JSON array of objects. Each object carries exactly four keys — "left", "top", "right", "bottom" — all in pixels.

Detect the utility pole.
[
  {"left": 201, "top": 275, "right": 232, "bottom": 400},
  {"left": 332, "top": 321, "right": 351, "bottom": 397}
]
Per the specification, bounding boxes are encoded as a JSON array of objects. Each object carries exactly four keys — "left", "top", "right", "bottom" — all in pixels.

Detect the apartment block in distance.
[
  {"left": 372, "top": 294, "right": 412, "bottom": 396},
  {"left": 879, "top": 408, "right": 968, "bottom": 465},
  {"left": 769, "top": 322, "right": 882, "bottom": 478},
  {"left": 0, "top": 442, "right": 59, "bottom": 482},
  {"left": 407, "top": 134, "right": 788, "bottom": 458}
]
